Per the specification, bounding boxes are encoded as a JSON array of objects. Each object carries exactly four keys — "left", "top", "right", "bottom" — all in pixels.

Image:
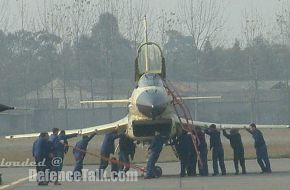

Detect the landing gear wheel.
[{"left": 154, "top": 166, "right": 162, "bottom": 178}]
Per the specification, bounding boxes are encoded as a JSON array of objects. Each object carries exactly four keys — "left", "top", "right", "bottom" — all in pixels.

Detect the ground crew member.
[
  {"left": 60, "top": 130, "right": 69, "bottom": 154},
  {"left": 196, "top": 127, "right": 208, "bottom": 176},
  {"left": 145, "top": 131, "right": 165, "bottom": 179},
  {"left": 245, "top": 123, "right": 271, "bottom": 173},
  {"left": 223, "top": 129, "right": 246, "bottom": 175},
  {"left": 72, "top": 130, "right": 97, "bottom": 179},
  {"left": 99, "top": 129, "right": 120, "bottom": 178},
  {"left": 205, "top": 124, "right": 226, "bottom": 176},
  {"left": 33, "top": 132, "right": 50, "bottom": 186},
  {"left": 49, "top": 128, "right": 78, "bottom": 185},
  {"left": 176, "top": 131, "right": 191, "bottom": 177},
  {"left": 118, "top": 134, "right": 136, "bottom": 173},
  {"left": 46, "top": 135, "right": 54, "bottom": 175},
  {"left": 187, "top": 133, "right": 197, "bottom": 176},
  {"left": 33, "top": 133, "right": 42, "bottom": 174}
]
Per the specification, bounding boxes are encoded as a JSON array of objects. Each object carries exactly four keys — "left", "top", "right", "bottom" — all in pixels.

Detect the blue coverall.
[
  {"left": 197, "top": 130, "right": 208, "bottom": 176},
  {"left": 99, "top": 131, "right": 120, "bottom": 176},
  {"left": 247, "top": 128, "right": 271, "bottom": 173},
  {"left": 176, "top": 132, "right": 192, "bottom": 177},
  {"left": 49, "top": 133, "right": 78, "bottom": 181},
  {"left": 73, "top": 134, "right": 96, "bottom": 176},
  {"left": 118, "top": 134, "right": 136, "bottom": 172},
  {"left": 186, "top": 134, "right": 197, "bottom": 176},
  {"left": 33, "top": 137, "right": 50, "bottom": 184},
  {"left": 205, "top": 129, "right": 226, "bottom": 175},
  {"left": 33, "top": 138, "right": 40, "bottom": 173},
  {"left": 223, "top": 130, "right": 246, "bottom": 174},
  {"left": 146, "top": 134, "right": 165, "bottom": 178}
]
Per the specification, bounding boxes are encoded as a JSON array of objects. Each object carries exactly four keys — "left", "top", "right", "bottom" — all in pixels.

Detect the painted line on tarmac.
[{"left": 0, "top": 175, "right": 35, "bottom": 190}]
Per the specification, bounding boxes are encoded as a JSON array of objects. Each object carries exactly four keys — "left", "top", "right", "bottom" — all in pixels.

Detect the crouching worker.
[
  {"left": 145, "top": 131, "right": 165, "bottom": 179},
  {"left": 72, "top": 130, "right": 97, "bottom": 179}
]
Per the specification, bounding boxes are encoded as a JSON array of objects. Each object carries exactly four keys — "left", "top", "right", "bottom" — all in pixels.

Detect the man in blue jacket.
[
  {"left": 187, "top": 133, "right": 198, "bottom": 176},
  {"left": 245, "top": 123, "right": 271, "bottom": 173},
  {"left": 72, "top": 130, "right": 97, "bottom": 179},
  {"left": 118, "top": 134, "right": 136, "bottom": 173},
  {"left": 33, "top": 132, "right": 50, "bottom": 186},
  {"left": 99, "top": 129, "right": 120, "bottom": 178},
  {"left": 145, "top": 131, "right": 165, "bottom": 179},
  {"left": 176, "top": 131, "right": 191, "bottom": 177},
  {"left": 33, "top": 133, "right": 42, "bottom": 174},
  {"left": 196, "top": 127, "right": 208, "bottom": 176},
  {"left": 223, "top": 129, "right": 246, "bottom": 175},
  {"left": 205, "top": 124, "right": 226, "bottom": 176},
  {"left": 49, "top": 128, "right": 78, "bottom": 185}
]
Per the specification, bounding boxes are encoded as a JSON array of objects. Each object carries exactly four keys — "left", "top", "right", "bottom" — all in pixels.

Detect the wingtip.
[{"left": 5, "top": 135, "right": 13, "bottom": 139}]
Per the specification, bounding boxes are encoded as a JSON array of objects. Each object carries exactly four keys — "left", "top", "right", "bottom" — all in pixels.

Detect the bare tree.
[
  {"left": 123, "top": 0, "right": 150, "bottom": 49},
  {"left": 242, "top": 9, "right": 265, "bottom": 123},
  {"left": 178, "top": 0, "right": 224, "bottom": 120},
  {"left": 157, "top": 10, "right": 179, "bottom": 48},
  {"left": 0, "top": 0, "right": 9, "bottom": 30},
  {"left": 276, "top": 0, "right": 290, "bottom": 123},
  {"left": 275, "top": 0, "right": 290, "bottom": 45}
]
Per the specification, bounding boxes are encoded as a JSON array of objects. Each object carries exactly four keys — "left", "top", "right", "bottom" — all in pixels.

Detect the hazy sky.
[
  {"left": 148, "top": 0, "right": 282, "bottom": 45},
  {"left": 3, "top": 0, "right": 285, "bottom": 46}
]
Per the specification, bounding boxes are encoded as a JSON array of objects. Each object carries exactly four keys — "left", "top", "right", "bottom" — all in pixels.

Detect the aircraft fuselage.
[{"left": 125, "top": 73, "right": 180, "bottom": 142}]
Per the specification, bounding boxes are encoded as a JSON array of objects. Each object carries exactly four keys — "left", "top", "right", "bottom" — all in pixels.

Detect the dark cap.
[
  {"left": 52, "top": 128, "right": 59, "bottom": 134},
  {"left": 249, "top": 123, "right": 256, "bottom": 128},
  {"left": 39, "top": 132, "right": 47, "bottom": 137},
  {"left": 209, "top": 124, "right": 216, "bottom": 129}
]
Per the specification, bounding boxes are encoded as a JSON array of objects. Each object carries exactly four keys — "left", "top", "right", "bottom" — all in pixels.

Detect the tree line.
[{"left": 1, "top": 12, "right": 290, "bottom": 104}]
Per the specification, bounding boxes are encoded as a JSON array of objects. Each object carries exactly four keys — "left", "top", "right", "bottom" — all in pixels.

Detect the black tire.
[{"left": 154, "top": 166, "right": 162, "bottom": 178}]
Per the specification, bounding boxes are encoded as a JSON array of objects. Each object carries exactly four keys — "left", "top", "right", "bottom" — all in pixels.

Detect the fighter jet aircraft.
[{"left": 4, "top": 41, "right": 221, "bottom": 140}]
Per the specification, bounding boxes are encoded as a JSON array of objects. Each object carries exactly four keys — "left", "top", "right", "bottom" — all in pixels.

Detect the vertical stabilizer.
[{"left": 144, "top": 16, "right": 149, "bottom": 72}]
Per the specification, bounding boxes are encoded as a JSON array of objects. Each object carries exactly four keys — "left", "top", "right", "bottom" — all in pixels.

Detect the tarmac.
[{"left": 0, "top": 158, "right": 290, "bottom": 190}]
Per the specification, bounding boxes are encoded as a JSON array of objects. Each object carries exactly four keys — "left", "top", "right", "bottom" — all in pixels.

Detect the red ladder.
[{"left": 163, "top": 80, "right": 203, "bottom": 168}]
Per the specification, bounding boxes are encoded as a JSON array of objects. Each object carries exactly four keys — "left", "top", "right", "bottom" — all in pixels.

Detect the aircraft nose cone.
[{"left": 136, "top": 89, "right": 167, "bottom": 119}]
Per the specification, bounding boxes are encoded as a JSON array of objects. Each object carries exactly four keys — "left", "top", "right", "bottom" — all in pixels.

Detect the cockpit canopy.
[
  {"left": 135, "top": 42, "right": 166, "bottom": 82},
  {"left": 138, "top": 73, "right": 164, "bottom": 87}
]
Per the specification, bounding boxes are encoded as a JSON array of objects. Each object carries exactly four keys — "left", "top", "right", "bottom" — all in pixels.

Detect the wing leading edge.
[
  {"left": 176, "top": 117, "right": 290, "bottom": 130},
  {"left": 80, "top": 99, "right": 130, "bottom": 104},
  {"left": 180, "top": 96, "right": 222, "bottom": 101},
  {"left": 5, "top": 116, "right": 128, "bottom": 139}
]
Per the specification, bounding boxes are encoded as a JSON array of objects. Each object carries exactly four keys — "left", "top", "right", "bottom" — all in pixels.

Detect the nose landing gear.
[{"left": 154, "top": 166, "right": 162, "bottom": 178}]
